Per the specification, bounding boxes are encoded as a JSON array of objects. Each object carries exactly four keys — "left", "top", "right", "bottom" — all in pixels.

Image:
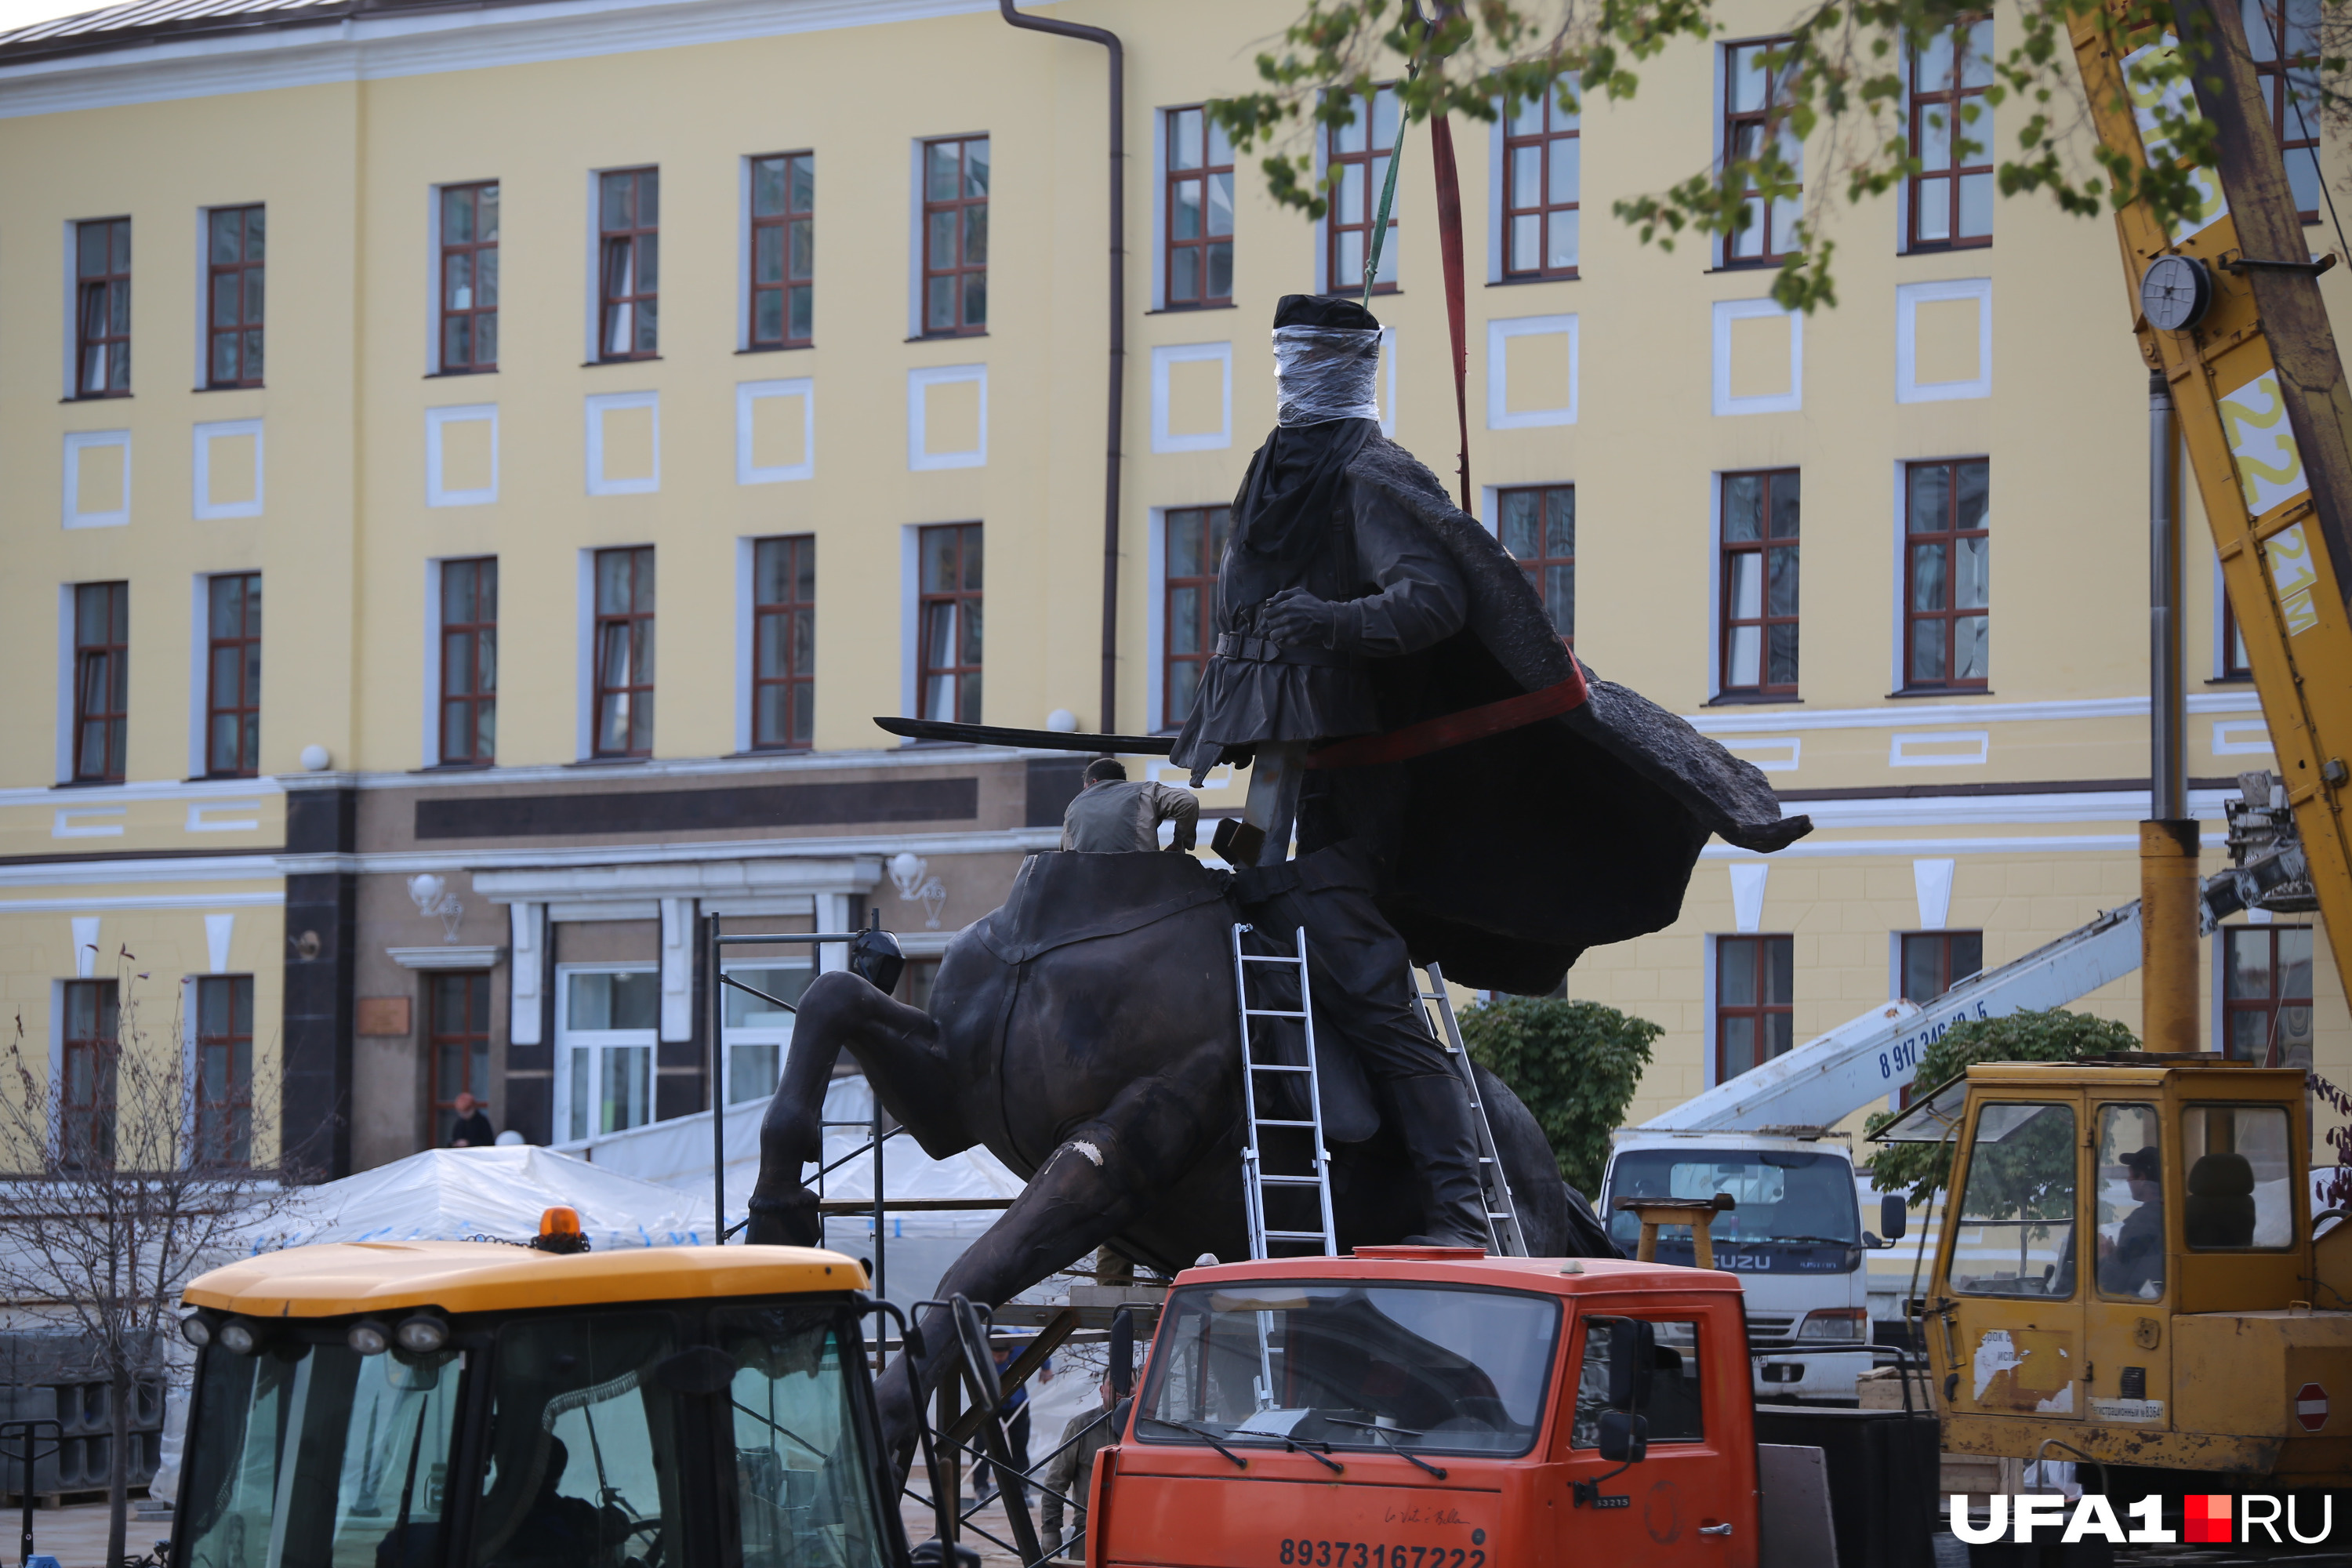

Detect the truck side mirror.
[
  {"left": 1109, "top": 1307, "right": 1134, "bottom": 1401},
  {"left": 1595, "top": 1410, "right": 1648, "bottom": 1465},
  {"left": 1606, "top": 1318, "right": 1656, "bottom": 1412},
  {"left": 1880, "top": 1195, "right": 1908, "bottom": 1243}
]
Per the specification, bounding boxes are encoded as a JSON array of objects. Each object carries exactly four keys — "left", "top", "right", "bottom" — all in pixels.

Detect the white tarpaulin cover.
[
  {"left": 565, "top": 1076, "right": 1024, "bottom": 1238},
  {"left": 251, "top": 1145, "right": 717, "bottom": 1253}
]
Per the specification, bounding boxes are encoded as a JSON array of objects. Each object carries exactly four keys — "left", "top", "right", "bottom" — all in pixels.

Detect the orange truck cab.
[{"left": 1087, "top": 1247, "right": 1761, "bottom": 1568}]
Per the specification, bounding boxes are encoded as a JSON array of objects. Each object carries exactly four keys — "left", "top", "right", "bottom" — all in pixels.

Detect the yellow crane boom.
[{"left": 2069, "top": 0, "right": 2352, "bottom": 990}]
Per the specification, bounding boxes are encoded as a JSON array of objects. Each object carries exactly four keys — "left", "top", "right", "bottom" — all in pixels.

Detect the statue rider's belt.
[{"left": 1214, "top": 633, "right": 1359, "bottom": 670}]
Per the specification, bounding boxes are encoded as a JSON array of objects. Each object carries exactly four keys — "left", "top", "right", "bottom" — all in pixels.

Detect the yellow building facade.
[{"left": 0, "top": 0, "right": 2338, "bottom": 1178}]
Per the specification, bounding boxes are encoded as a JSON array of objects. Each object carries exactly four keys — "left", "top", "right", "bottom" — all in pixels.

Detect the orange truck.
[{"left": 1087, "top": 1246, "right": 1778, "bottom": 1567}]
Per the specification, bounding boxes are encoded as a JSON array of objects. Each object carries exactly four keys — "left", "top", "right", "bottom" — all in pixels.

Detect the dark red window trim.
[
  {"left": 1497, "top": 485, "right": 1576, "bottom": 642},
  {"left": 1325, "top": 85, "right": 1399, "bottom": 296},
  {"left": 195, "top": 974, "right": 254, "bottom": 1167},
  {"left": 750, "top": 152, "right": 815, "bottom": 349},
  {"left": 1715, "top": 933, "right": 1793, "bottom": 1083},
  {"left": 74, "top": 217, "right": 131, "bottom": 398},
  {"left": 1161, "top": 505, "right": 1229, "bottom": 731},
  {"left": 1164, "top": 107, "right": 1234, "bottom": 309},
  {"left": 60, "top": 978, "right": 117, "bottom": 1171},
  {"left": 439, "top": 557, "right": 496, "bottom": 767},
  {"left": 205, "top": 572, "right": 261, "bottom": 779},
  {"left": 592, "top": 546, "right": 655, "bottom": 757},
  {"left": 752, "top": 534, "right": 815, "bottom": 751},
  {"left": 71, "top": 581, "right": 129, "bottom": 785},
  {"left": 205, "top": 205, "right": 265, "bottom": 389},
  {"left": 1722, "top": 40, "right": 1801, "bottom": 268},
  {"left": 597, "top": 168, "right": 659, "bottom": 361},
  {"left": 917, "top": 523, "right": 983, "bottom": 723},
  {"left": 429, "top": 970, "right": 493, "bottom": 1120},
  {"left": 1906, "top": 21, "right": 1994, "bottom": 252},
  {"left": 1719, "top": 468, "right": 1800, "bottom": 697},
  {"left": 921, "top": 136, "right": 989, "bottom": 336},
  {"left": 438, "top": 181, "right": 499, "bottom": 373},
  {"left": 1501, "top": 93, "right": 1581, "bottom": 279},
  {"left": 1902, "top": 458, "right": 1991, "bottom": 691}
]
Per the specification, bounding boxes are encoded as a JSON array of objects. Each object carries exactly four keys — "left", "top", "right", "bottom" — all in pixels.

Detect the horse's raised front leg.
[
  {"left": 876, "top": 1037, "right": 1235, "bottom": 1450},
  {"left": 745, "top": 970, "right": 971, "bottom": 1247}
]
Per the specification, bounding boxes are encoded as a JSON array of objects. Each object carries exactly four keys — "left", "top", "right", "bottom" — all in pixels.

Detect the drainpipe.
[
  {"left": 2143, "top": 366, "right": 2201, "bottom": 1053},
  {"left": 1000, "top": 0, "right": 1124, "bottom": 737}
]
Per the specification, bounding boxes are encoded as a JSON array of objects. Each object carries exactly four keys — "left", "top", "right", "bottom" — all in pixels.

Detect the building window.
[
  {"left": 918, "top": 523, "right": 983, "bottom": 723},
  {"left": 1715, "top": 934, "right": 1793, "bottom": 1082},
  {"left": 559, "top": 968, "right": 657, "bottom": 1141},
  {"left": 597, "top": 168, "right": 659, "bottom": 361},
  {"left": 1163, "top": 505, "right": 1232, "bottom": 729},
  {"left": 1498, "top": 485, "right": 1575, "bottom": 641},
  {"left": 74, "top": 217, "right": 131, "bottom": 398},
  {"left": 922, "top": 136, "right": 989, "bottom": 336},
  {"left": 1908, "top": 21, "right": 1994, "bottom": 249},
  {"left": 439, "top": 181, "right": 499, "bottom": 372},
  {"left": 592, "top": 546, "right": 655, "bottom": 758},
  {"left": 1502, "top": 87, "right": 1581, "bottom": 278},
  {"left": 1327, "top": 85, "right": 1400, "bottom": 294},
  {"left": 724, "top": 962, "right": 811, "bottom": 1105},
  {"left": 750, "top": 153, "right": 815, "bottom": 349},
  {"left": 1165, "top": 107, "right": 1235, "bottom": 308},
  {"left": 2224, "top": 585, "right": 2254, "bottom": 679},
  {"left": 1904, "top": 459, "right": 1990, "bottom": 690},
  {"left": 194, "top": 975, "right": 253, "bottom": 1167},
  {"left": 439, "top": 557, "right": 496, "bottom": 767},
  {"left": 1719, "top": 470, "right": 1799, "bottom": 696},
  {"left": 1722, "top": 41, "right": 1802, "bottom": 267},
  {"left": 2224, "top": 924, "right": 2314, "bottom": 1067},
  {"left": 59, "top": 978, "right": 117, "bottom": 1170},
  {"left": 71, "top": 581, "right": 129, "bottom": 785},
  {"left": 1900, "top": 931, "right": 1984, "bottom": 1003},
  {"left": 430, "top": 971, "right": 492, "bottom": 1133},
  {"left": 205, "top": 572, "right": 262, "bottom": 779},
  {"left": 2249, "top": 0, "right": 2322, "bottom": 221},
  {"left": 205, "top": 205, "right": 265, "bottom": 388},
  {"left": 752, "top": 535, "right": 815, "bottom": 750}
]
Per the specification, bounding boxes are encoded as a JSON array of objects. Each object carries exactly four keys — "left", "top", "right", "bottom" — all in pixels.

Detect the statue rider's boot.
[{"left": 1392, "top": 1072, "right": 1493, "bottom": 1249}]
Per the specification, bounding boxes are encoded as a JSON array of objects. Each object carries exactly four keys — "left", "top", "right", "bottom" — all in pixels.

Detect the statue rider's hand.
[{"left": 1258, "top": 587, "right": 1345, "bottom": 648}]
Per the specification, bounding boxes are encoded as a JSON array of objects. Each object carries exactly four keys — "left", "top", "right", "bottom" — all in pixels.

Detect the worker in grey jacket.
[{"left": 1060, "top": 759, "right": 1200, "bottom": 854}]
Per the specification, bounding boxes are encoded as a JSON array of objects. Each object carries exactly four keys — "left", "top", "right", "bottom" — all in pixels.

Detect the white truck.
[
  {"left": 1598, "top": 903, "right": 2151, "bottom": 1403},
  {"left": 1599, "top": 1124, "right": 1907, "bottom": 1403}
]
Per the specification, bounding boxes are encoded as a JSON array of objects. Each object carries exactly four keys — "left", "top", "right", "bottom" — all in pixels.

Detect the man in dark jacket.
[{"left": 1170, "top": 293, "right": 1489, "bottom": 1247}]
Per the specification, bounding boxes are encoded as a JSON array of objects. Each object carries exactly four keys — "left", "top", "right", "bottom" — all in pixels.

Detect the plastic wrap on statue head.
[{"left": 1272, "top": 293, "right": 1382, "bottom": 427}]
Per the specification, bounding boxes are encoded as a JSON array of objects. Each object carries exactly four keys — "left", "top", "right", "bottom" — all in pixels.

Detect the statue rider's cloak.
[{"left": 1172, "top": 303, "right": 1809, "bottom": 993}]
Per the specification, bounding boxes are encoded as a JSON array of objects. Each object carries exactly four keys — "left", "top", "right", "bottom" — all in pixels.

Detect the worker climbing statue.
[{"left": 746, "top": 295, "right": 1813, "bottom": 1460}]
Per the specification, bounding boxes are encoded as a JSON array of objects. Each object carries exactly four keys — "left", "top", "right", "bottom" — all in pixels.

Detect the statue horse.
[{"left": 745, "top": 850, "right": 1617, "bottom": 1456}]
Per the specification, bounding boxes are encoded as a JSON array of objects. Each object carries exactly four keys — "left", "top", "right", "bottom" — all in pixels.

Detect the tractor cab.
[
  {"left": 1880, "top": 1054, "right": 2352, "bottom": 1484},
  {"left": 1092, "top": 1248, "right": 1760, "bottom": 1566},
  {"left": 172, "top": 1230, "right": 904, "bottom": 1568}
]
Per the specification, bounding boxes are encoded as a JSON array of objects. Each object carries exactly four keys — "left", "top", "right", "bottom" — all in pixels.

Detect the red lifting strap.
[
  {"left": 1429, "top": 111, "right": 1472, "bottom": 510},
  {"left": 1306, "top": 659, "right": 1592, "bottom": 770}
]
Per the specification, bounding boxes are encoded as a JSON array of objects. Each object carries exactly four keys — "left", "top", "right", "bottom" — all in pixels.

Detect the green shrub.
[
  {"left": 1865, "top": 1007, "right": 2140, "bottom": 1203},
  {"left": 1460, "top": 996, "right": 1661, "bottom": 1194}
]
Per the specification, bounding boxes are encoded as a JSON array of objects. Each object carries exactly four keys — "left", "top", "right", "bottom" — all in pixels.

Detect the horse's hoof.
[{"left": 744, "top": 1188, "right": 822, "bottom": 1247}]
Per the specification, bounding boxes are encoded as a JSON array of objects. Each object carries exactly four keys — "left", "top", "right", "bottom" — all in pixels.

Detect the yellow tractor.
[
  {"left": 172, "top": 1211, "right": 916, "bottom": 1568},
  {"left": 1882, "top": 1056, "right": 2352, "bottom": 1490}
]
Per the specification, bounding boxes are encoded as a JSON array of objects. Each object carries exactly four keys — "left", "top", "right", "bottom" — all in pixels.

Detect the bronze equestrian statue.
[{"left": 746, "top": 294, "right": 1809, "bottom": 1456}]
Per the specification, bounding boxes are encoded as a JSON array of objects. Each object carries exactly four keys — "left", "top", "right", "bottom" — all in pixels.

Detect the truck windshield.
[
  {"left": 1605, "top": 1149, "right": 1860, "bottom": 1249},
  {"left": 1138, "top": 1281, "right": 1559, "bottom": 1457},
  {"left": 179, "top": 1336, "right": 463, "bottom": 1568}
]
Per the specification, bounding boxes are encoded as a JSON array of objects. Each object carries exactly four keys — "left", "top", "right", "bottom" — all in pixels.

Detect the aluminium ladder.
[
  {"left": 1231, "top": 924, "right": 1341, "bottom": 1261},
  {"left": 1414, "top": 961, "right": 1530, "bottom": 1258}
]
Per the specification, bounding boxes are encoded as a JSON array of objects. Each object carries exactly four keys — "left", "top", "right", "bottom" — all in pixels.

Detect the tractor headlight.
[
  {"left": 394, "top": 1314, "right": 448, "bottom": 1355},
  {"left": 347, "top": 1320, "right": 391, "bottom": 1356},
  {"left": 216, "top": 1318, "right": 262, "bottom": 1356}
]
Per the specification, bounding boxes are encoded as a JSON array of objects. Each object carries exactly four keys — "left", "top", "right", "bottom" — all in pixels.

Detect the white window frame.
[
  {"left": 553, "top": 962, "right": 659, "bottom": 1145},
  {"left": 719, "top": 958, "right": 811, "bottom": 1108}
]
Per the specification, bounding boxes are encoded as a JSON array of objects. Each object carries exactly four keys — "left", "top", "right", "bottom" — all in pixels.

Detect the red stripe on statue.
[{"left": 1305, "top": 662, "right": 1592, "bottom": 770}]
